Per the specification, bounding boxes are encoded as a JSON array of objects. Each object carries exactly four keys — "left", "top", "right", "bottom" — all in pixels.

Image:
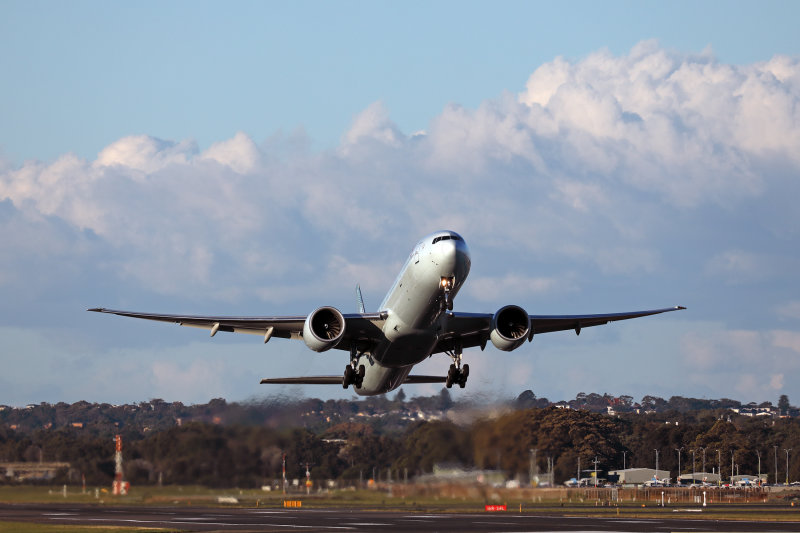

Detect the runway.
[{"left": 2, "top": 503, "right": 800, "bottom": 532}]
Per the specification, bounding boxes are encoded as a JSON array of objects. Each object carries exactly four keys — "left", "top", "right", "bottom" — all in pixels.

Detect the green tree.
[{"left": 778, "top": 395, "right": 791, "bottom": 415}]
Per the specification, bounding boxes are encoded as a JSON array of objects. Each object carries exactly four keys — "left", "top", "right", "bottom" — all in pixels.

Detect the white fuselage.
[{"left": 352, "top": 231, "right": 471, "bottom": 395}]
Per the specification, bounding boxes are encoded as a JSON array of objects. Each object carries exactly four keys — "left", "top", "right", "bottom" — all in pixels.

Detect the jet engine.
[
  {"left": 303, "top": 306, "right": 346, "bottom": 352},
  {"left": 489, "top": 305, "right": 531, "bottom": 351}
]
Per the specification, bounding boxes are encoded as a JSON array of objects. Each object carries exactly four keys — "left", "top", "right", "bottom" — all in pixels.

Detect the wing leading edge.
[
  {"left": 87, "top": 307, "right": 385, "bottom": 346},
  {"left": 435, "top": 306, "right": 685, "bottom": 353}
]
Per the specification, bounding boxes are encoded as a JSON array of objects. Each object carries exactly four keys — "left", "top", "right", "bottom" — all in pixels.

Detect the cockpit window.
[{"left": 432, "top": 234, "right": 462, "bottom": 244}]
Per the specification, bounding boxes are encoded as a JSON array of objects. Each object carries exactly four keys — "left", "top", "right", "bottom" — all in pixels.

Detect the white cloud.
[
  {"left": 776, "top": 301, "right": 800, "bottom": 321},
  {"left": 96, "top": 135, "right": 196, "bottom": 173},
  {"left": 704, "top": 250, "right": 772, "bottom": 284},
  {"left": 680, "top": 325, "right": 800, "bottom": 399},
  {"left": 340, "top": 101, "right": 403, "bottom": 151},
  {"left": 1, "top": 41, "right": 799, "bottom": 403},
  {"left": 200, "top": 131, "right": 261, "bottom": 174},
  {"left": 467, "top": 273, "right": 577, "bottom": 303}
]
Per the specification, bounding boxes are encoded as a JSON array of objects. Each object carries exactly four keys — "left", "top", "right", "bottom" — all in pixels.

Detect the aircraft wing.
[
  {"left": 433, "top": 306, "right": 685, "bottom": 353},
  {"left": 87, "top": 307, "right": 385, "bottom": 347}
]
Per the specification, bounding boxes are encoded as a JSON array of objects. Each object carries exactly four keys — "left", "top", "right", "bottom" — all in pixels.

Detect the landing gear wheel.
[
  {"left": 355, "top": 365, "right": 365, "bottom": 388},
  {"left": 343, "top": 365, "right": 354, "bottom": 389},
  {"left": 445, "top": 341, "right": 468, "bottom": 389},
  {"left": 458, "top": 364, "right": 469, "bottom": 388},
  {"left": 445, "top": 364, "right": 457, "bottom": 388}
]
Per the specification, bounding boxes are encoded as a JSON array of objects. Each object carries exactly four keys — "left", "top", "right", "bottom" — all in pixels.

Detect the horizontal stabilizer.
[
  {"left": 403, "top": 375, "right": 447, "bottom": 384},
  {"left": 260, "top": 375, "right": 447, "bottom": 385},
  {"left": 260, "top": 376, "right": 342, "bottom": 385}
]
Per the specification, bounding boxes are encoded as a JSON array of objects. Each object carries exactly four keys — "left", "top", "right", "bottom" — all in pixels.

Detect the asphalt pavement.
[{"left": 3, "top": 503, "right": 800, "bottom": 532}]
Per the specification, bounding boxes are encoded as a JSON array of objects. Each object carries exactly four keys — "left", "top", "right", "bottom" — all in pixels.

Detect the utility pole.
[
  {"left": 716, "top": 449, "right": 722, "bottom": 487},
  {"left": 774, "top": 445, "right": 779, "bottom": 486},
  {"left": 691, "top": 449, "right": 696, "bottom": 484},
  {"left": 675, "top": 447, "right": 683, "bottom": 482},
  {"left": 622, "top": 450, "right": 627, "bottom": 471},
  {"left": 592, "top": 457, "right": 600, "bottom": 488},
  {"left": 577, "top": 456, "right": 581, "bottom": 484},
  {"left": 282, "top": 454, "right": 287, "bottom": 495},
  {"left": 731, "top": 450, "right": 735, "bottom": 486},
  {"left": 756, "top": 450, "right": 761, "bottom": 485},
  {"left": 654, "top": 449, "right": 659, "bottom": 475},
  {"left": 700, "top": 447, "right": 706, "bottom": 475},
  {"left": 785, "top": 449, "right": 792, "bottom": 485}
]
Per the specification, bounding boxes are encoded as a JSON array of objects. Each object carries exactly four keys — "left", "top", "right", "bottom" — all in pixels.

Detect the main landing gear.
[
  {"left": 445, "top": 343, "right": 469, "bottom": 389},
  {"left": 343, "top": 346, "right": 365, "bottom": 389}
]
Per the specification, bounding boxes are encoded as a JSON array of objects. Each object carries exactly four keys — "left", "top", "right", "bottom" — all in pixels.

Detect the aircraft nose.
[{"left": 437, "top": 236, "right": 470, "bottom": 276}]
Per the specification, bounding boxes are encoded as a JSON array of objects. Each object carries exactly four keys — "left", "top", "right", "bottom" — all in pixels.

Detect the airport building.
[
  {"left": 676, "top": 472, "right": 721, "bottom": 484},
  {"left": 607, "top": 467, "right": 671, "bottom": 485}
]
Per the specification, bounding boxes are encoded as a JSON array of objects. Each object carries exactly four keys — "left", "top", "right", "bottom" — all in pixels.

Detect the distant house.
[{"left": 0, "top": 462, "right": 70, "bottom": 481}]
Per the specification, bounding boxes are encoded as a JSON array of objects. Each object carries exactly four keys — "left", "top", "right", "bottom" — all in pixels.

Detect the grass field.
[{"left": 0, "top": 521, "right": 178, "bottom": 533}]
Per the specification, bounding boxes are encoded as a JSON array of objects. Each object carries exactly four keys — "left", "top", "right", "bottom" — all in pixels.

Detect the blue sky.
[{"left": 1, "top": 1, "right": 799, "bottom": 406}]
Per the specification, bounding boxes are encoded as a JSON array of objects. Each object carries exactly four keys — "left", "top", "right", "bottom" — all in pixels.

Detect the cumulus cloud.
[
  {"left": 680, "top": 326, "right": 800, "bottom": 399},
  {"left": 467, "top": 273, "right": 577, "bottom": 303},
  {"left": 1, "top": 41, "right": 799, "bottom": 404},
  {"left": 518, "top": 40, "right": 799, "bottom": 206}
]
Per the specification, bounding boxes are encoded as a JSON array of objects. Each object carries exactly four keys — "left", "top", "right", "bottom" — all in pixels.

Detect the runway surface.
[{"left": 2, "top": 503, "right": 800, "bottom": 532}]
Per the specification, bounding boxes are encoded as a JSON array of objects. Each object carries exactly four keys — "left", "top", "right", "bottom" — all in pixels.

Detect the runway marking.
[
  {"left": 256, "top": 524, "right": 353, "bottom": 530},
  {"left": 55, "top": 517, "right": 240, "bottom": 526}
]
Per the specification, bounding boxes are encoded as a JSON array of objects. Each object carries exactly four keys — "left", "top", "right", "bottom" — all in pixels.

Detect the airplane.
[{"left": 89, "top": 230, "right": 684, "bottom": 396}]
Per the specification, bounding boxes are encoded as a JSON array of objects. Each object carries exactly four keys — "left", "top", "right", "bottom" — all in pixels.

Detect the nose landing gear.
[
  {"left": 444, "top": 342, "right": 469, "bottom": 389},
  {"left": 441, "top": 277, "right": 454, "bottom": 311}
]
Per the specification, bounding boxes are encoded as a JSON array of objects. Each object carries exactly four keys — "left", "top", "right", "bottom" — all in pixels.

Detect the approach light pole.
[
  {"left": 716, "top": 449, "right": 722, "bottom": 487},
  {"left": 731, "top": 450, "right": 735, "bottom": 486},
  {"left": 592, "top": 457, "right": 600, "bottom": 488}
]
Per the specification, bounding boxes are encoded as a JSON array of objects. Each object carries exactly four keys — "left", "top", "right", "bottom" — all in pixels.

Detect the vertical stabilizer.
[{"left": 356, "top": 284, "right": 366, "bottom": 313}]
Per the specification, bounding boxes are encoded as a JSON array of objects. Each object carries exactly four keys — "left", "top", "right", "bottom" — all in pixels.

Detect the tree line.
[{"left": 1, "top": 399, "right": 799, "bottom": 488}]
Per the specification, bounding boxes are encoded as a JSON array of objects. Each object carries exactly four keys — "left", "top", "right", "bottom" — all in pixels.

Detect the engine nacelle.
[
  {"left": 303, "top": 306, "right": 346, "bottom": 352},
  {"left": 490, "top": 305, "right": 531, "bottom": 352}
]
